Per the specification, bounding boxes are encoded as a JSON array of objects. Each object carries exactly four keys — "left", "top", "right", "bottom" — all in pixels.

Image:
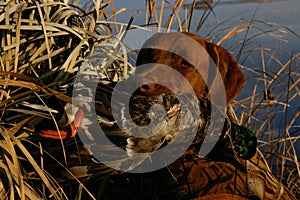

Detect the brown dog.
[{"left": 136, "top": 32, "right": 246, "bottom": 104}]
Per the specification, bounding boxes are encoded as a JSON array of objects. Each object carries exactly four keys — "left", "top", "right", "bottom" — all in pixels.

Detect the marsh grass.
[
  {"left": 0, "top": 0, "right": 299, "bottom": 199},
  {"left": 237, "top": 48, "right": 300, "bottom": 196},
  {"left": 0, "top": 0, "right": 109, "bottom": 199}
]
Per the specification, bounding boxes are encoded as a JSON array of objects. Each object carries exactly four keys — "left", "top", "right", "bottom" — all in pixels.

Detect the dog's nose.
[
  {"left": 139, "top": 83, "right": 156, "bottom": 94},
  {"left": 136, "top": 76, "right": 157, "bottom": 94}
]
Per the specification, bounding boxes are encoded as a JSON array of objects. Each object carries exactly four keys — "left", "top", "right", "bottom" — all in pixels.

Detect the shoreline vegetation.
[{"left": 0, "top": 0, "right": 299, "bottom": 199}]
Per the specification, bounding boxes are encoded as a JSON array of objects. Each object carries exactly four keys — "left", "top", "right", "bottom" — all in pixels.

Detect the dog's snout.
[
  {"left": 139, "top": 83, "right": 156, "bottom": 94},
  {"left": 137, "top": 76, "right": 170, "bottom": 95},
  {"left": 137, "top": 76, "right": 157, "bottom": 94}
]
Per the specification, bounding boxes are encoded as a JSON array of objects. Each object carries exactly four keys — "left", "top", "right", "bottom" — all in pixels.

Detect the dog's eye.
[{"left": 181, "top": 60, "right": 191, "bottom": 68}]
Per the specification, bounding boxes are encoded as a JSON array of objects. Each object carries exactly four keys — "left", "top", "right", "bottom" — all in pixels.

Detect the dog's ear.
[{"left": 207, "top": 43, "right": 246, "bottom": 104}]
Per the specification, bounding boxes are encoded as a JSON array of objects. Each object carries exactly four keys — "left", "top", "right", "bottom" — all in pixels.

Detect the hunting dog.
[{"left": 136, "top": 32, "right": 246, "bottom": 104}]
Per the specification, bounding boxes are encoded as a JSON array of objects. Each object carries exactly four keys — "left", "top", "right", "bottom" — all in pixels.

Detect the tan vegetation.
[{"left": 0, "top": 0, "right": 299, "bottom": 199}]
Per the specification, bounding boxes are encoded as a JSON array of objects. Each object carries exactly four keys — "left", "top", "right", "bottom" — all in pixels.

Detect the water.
[{"left": 112, "top": 0, "right": 299, "bottom": 52}]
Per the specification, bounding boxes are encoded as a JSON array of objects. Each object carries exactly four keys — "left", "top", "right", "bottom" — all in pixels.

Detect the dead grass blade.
[
  {"left": 195, "top": 0, "right": 218, "bottom": 34},
  {"left": 2, "top": 127, "right": 67, "bottom": 199},
  {"left": 217, "top": 22, "right": 253, "bottom": 46}
]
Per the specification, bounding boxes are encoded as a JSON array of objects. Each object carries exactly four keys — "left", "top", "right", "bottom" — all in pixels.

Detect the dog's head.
[{"left": 135, "top": 32, "right": 246, "bottom": 104}]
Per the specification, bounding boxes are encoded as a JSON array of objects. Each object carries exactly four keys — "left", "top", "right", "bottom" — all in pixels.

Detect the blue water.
[
  {"left": 111, "top": 0, "right": 299, "bottom": 53},
  {"left": 112, "top": 0, "right": 299, "bottom": 52}
]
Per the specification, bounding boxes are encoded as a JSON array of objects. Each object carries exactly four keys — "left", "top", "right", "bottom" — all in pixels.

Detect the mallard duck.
[{"left": 220, "top": 122, "right": 257, "bottom": 160}]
